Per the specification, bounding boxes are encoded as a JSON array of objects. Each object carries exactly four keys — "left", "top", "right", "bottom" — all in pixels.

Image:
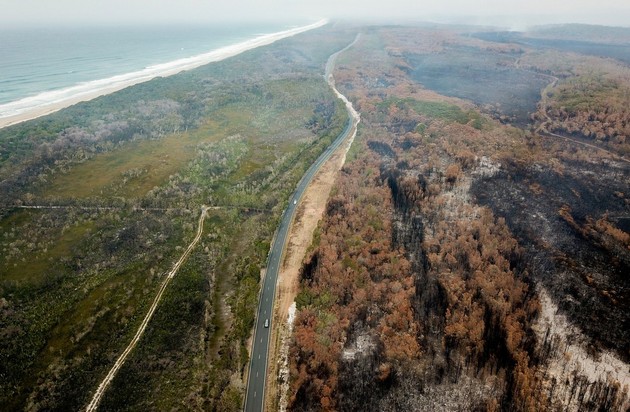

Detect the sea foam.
[{"left": 0, "top": 19, "right": 327, "bottom": 123}]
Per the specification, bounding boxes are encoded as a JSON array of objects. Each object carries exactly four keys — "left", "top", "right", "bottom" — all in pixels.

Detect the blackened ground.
[
  {"left": 472, "top": 32, "right": 630, "bottom": 64},
  {"left": 471, "top": 159, "right": 630, "bottom": 361},
  {"left": 404, "top": 47, "right": 549, "bottom": 126}
]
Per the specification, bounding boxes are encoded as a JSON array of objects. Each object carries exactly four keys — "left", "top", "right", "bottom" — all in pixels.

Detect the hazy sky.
[{"left": 1, "top": 0, "right": 629, "bottom": 28}]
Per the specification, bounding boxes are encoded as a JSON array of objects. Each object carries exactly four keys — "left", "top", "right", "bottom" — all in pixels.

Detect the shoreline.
[{"left": 0, "top": 19, "right": 328, "bottom": 130}]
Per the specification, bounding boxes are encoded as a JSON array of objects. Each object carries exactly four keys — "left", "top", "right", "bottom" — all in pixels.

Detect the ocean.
[{"left": 0, "top": 22, "right": 315, "bottom": 119}]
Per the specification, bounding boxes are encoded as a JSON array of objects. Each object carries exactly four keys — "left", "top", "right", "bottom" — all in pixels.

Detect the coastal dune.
[{"left": 0, "top": 19, "right": 328, "bottom": 129}]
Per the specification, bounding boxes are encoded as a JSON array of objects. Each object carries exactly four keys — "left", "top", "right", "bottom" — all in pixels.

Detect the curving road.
[
  {"left": 525, "top": 58, "right": 629, "bottom": 164},
  {"left": 243, "top": 34, "right": 361, "bottom": 412}
]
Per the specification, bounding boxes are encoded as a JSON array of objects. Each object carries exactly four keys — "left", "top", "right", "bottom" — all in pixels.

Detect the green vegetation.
[
  {"left": 555, "top": 74, "right": 620, "bottom": 113},
  {"left": 0, "top": 27, "right": 355, "bottom": 411},
  {"left": 402, "top": 99, "right": 470, "bottom": 123},
  {"left": 1, "top": 218, "right": 94, "bottom": 284},
  {"left": 380, "top": 97, "right": 485, "bottom": 129}
]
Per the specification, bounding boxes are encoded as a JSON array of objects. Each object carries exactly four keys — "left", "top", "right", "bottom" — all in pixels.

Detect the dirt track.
[{"left": 85, "top": 207, "right": 208, "bottom": 412}]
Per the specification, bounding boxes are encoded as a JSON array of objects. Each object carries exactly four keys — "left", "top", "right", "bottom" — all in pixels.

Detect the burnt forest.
[
  {"left": 287, "top": 23, "right": 630, "bottom": 412},
  {"left": 1, "top": 20, "right": 629, "bottom": 412}
]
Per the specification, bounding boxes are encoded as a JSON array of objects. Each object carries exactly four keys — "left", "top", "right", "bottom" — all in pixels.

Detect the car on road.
[
  {"left": 264, "top": 318, "right": 269, "bottom": 328},
  {"left": 293, "top": 199, "right": 297, "bottom": 205}
]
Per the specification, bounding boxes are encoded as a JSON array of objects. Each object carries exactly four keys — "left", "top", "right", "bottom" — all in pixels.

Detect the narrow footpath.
[{"left": 85, "top": 206, "right": 208, "bottom": 412}]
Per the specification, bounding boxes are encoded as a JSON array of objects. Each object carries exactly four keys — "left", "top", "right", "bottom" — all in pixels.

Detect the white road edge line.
[{"left": 244, "top": 32, "right": 362, "bottom": 412}]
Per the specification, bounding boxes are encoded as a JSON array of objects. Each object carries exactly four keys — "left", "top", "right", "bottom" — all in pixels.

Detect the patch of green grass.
[
  {"left": 405, "top": 99, "right": 467, "bottom": 123},
  {"left": 555, "top": 74, "right": 620, "bottom": 112},
  {"left": 40, "top": 109, "right": 254, "bottom": 201},
  {"left": 1, "top": 220, "right": 95, "bottom": 285},
  {"left": 40, "top": 78, "right": 328, "bottom": 201},
  {"left": 40, "top": 262, "right": 148, "bottom": 361},
  {"left": 345, "top": 126, "right": 364, "bottom": 163},
  {"left": 42, "top": 133, "right": 203, "bottom": 199},
  {"left": 380, "top": 97, "right": 485, "bottom": 128},
  {"left": 0, "top": 209, "right": 31, "bottom": 228}
]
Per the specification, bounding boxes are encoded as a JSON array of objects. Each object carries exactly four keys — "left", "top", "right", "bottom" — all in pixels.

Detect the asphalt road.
[{"left": 243, "top": 35, "right": 360, "bottom": 412}]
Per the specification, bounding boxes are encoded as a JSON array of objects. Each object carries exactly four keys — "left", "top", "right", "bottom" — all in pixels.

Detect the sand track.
[{"left": 85, "top": 206, "right": 208, "bottom": 412}]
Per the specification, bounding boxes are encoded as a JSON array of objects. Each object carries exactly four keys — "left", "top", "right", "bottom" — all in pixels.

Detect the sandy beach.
[{"left": 0, "top": 19, "right": 327, "bottom": 130}]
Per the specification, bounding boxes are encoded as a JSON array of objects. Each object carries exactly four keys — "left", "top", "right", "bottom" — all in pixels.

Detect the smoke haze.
[{"left": 1, "top": 0, "right": 628, "bottom": 28}]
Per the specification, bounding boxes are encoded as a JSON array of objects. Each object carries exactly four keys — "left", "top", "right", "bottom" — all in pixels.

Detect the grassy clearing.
[
  {"left": 1, "top": 217, "right": 95, "bottom": 285},
  {"left": 33, "top": 263, "right": 154, "bottom": 402},
  {"left": 42, "top": 131, "right": 210, "bottom": 200},
  {"left": 379, "top": 97, "right": 485, "bottom": 129},
  {"left": 40, "top": 78, "right": 325, "bottom": 201}
]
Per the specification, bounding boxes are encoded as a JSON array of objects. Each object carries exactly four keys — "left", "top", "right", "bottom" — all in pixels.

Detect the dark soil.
[
  {"left": 471, "top": 158, "right": 630, "bottom": 362},
  {"left": 473, "top": 31, "right": 630, "bottom": 64},
  {"left": 403, "top": 47, "right": 548, "bottom": 126}
]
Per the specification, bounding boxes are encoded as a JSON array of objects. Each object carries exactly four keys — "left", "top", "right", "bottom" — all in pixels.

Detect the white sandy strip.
[
  {"left": 85, "top": 207, "right": 208, "bottom": 412},
  {"left": 326, "top": 34, "right": 362, "bottom": 155},
  {"left": 534, "top": 287, "right": 630, "bottom": 410},
  {"left": 0, "top": 19, "right": 328, "bottom": 130},
  {"left": 276, "top": 35, "right": 361, "bottom": 412},
  {"left": 278, "top": 302, "right": 297, "bottom": 412}
]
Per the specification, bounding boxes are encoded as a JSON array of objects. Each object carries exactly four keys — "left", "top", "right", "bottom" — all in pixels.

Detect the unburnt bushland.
[{"left": 0, "top": 26, "right": 356, "bottom": 411}]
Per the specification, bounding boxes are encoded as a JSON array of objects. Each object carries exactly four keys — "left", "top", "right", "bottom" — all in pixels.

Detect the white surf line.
[
  {"left": 85, "top": 206, "right": 208, "bottom": 412},
  {"left": 0, "top": 19, "right": 328, "bottom": 129}
]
